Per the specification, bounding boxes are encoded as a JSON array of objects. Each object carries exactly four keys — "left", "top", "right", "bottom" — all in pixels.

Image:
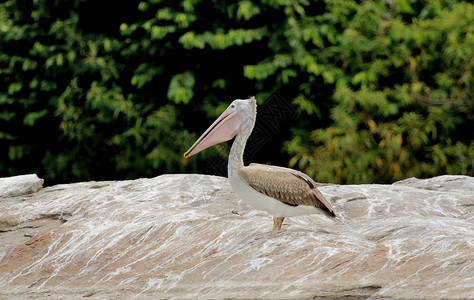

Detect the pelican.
[{"left": 184, "top": 97, "right": 335, "bottom": 235}]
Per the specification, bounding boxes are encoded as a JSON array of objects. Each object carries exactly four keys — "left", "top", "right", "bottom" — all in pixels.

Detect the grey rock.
[
  {"left": 0, "top": 174, "right": 44, "bottom": 198},
  {"left": 0, "top": 174, "right": 472, "bottom": 299}
]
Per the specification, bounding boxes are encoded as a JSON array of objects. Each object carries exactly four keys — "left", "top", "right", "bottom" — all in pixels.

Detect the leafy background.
[{"left": 1, "top": 0, "right": 473, "bottom": 185}]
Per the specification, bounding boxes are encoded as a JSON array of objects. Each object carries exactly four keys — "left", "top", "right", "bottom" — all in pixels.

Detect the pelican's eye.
[{"left": 231, "top": 104, "right": 235, "bottom": 108}]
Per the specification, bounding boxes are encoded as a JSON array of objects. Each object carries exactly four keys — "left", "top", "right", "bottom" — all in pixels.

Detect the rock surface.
[
  {"left": 0, "top": 174, "right": 43, "bottom": 198},
  {"left": 0, "top": 174, "right": 472, "bottom": 299}
]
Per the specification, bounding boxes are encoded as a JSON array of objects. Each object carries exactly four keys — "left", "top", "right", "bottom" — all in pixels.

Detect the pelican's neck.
[{"left": 228, "top": 110, "right": 256, "bottom": 177}]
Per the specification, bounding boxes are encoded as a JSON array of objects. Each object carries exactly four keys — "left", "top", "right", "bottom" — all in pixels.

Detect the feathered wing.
[{"left": 238, "top": 163, "right": 335, "bottom": 217}]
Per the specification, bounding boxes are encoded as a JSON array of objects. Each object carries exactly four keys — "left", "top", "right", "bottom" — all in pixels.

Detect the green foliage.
[
  {"left": 0, "top": 0, "right": 472, "bottom": 184},
  {"left": 282, "top": 0, "right": 474, "bottom": 183},
  {"left": 167, "top": 72, "right": 195, "bottom": 104}
]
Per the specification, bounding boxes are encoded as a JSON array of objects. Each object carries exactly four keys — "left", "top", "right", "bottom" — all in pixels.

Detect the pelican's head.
[{"left": 184, "top": 97, "right": 256, "bottom": 159}]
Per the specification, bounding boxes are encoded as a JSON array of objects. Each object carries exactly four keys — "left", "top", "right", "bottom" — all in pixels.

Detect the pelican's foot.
[{"left": 271, "top": 217, "right": 285, "bottom": 236}]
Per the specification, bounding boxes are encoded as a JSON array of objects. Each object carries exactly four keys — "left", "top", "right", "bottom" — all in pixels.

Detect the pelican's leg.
[{"left": 271, "top": 217, "right": 285, "bottom": 236}]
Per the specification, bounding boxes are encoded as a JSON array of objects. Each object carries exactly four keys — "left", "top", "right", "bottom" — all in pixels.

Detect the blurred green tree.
[{"left": 0, "top": 0, "right": 472, "bottom": 185}]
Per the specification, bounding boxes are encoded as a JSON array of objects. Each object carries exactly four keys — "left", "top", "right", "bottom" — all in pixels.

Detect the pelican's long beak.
[{"left": 184, "top": 109, "right": 243, "bottom": 158}]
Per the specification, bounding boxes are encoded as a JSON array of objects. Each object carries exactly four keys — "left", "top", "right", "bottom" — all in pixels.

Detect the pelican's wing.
[{"left": 238, "top": 163, "right": 335, "bottom": 217}]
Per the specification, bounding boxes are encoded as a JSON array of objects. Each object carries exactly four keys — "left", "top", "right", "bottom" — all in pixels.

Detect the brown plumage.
[{"left": 238, "top": 163, "right": 335, "bottom": 218}]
